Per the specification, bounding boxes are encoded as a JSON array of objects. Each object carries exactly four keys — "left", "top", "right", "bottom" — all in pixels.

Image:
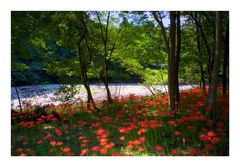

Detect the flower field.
[{"left": 11, "top": 87, "right": 229, "bottom": 156}]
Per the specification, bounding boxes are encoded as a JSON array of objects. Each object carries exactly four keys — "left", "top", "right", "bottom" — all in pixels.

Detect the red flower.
[
  {"left": 19, "top": 153, "right": 27, "bottom": 156},
  {"left": 119, "top": 127, "right": 131, "bottom": 134},
  {"left": 174, "top": 131, "right": 181, "bottom": 136},
  {"left": 111, "top": 153, "right": 126, "bottom": 156},
  {"left": 105, "top": 142, "right": 115, "bottom": 149},
  {"left": 168, "top": 120, "right": 177, "bottom": 127},
  {"left": 207, "top": 131, "right": 215, "bottom": 137},
  {"left": 16, "top": 148, "right": 23, "bottom": 152},
  {"left": 138, "top": 137, "right": 145, "bottom": 142},
  {"left": 126, "top": 144, "right": 133, "bottom": 150},
  {"left": 50, "top": 141, "right": 63, "bottom": 146},
  {"left": 78, "top": 136, "right": 85, "bottom": 140},
  {"left": 138, "top": 146, "right": 144, "bottom": 152},
  {"left": 36, "top": 140, "right": 43, "bottom": 145},
  {"left": 82, "top": 139, "right": 89, "bottom": 143},
  {"left": 137, "top": 128, "right": 147, "bottom": 135},
  {"left": 187, "top": 148, "right": 199, "bottom": 156},
  {"left": 133, "top": 140, "right": 141, "bottom": 145},
  {"left": 100, "top": 148, "right": 108, "bottom": 155},
  {"left": 206, "top": 144, "right": 214, "bottom": 151},
  {"left": 119, "top": 136, "right": 125, "bottom": 141},
  {"left": 96, "top": 128, "right": 105, "bottom": 135},
  {"left": 187, "top": 125, "right": 193, "bottom": 130},
  {"left": 210, "top": 137, "right": 220, "bottom": 144},
  {"left": 199, "top": 115, "right": 206, "bottom": 121},
  {"left": 171, "top": 149, "right": 178, "bottom": 155},
  {"left": 155, "top": 145, "right": 164, "bottom": 151},
  {"left": 80, "top": 149, "right": 88, "bottom": 156},
  {"left": 54, "top": 128, "right": 62, "bottom": 137},
  {"left": 91, "top": 146, "right": 100, "bottom": 152},
  {"left": 199, "top": 134, "right": 208, "bottom": 141},
  {"left": 67, "top": 152, "right": 73, "bottom": 156},
  {"left": 61, "top": 147, "right": 71, "bottom": 153},
  {"left": 43, "top": 134, "right": 52, "bottom": 140}
]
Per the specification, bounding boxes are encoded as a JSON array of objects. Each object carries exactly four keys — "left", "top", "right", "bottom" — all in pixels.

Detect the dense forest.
[{"left": 11, "top": 11, "right": 229, "bottom": 156}]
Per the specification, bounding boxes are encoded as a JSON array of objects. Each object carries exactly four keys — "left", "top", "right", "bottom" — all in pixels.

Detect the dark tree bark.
[
  {"left": 168, "top": 11, "right": 177, "bottom": 111},
  {"left": 97, "top": 12, "right": 113, "bottom": 103},
  {"left": 195, "top": 20, "right": 206, "bottom": 91},
  {"left": 14, "top": 86, "right": 23, "bottom": 112},
  {"left": 208, "top": 12, "right": 222, "bottom": 122},
  {"left": 175, "top": 11, "right": 181, "bottom": 102},
  {"left": 77, "top": 43, "right": 94, "bottom": 103},
  {"left": 76, "top": 12, "right": 94, "bottom": 103},
  {"left": 190, "top": 13, "right": 212, "bottom": 83},
  {"left": 222, "top": 22, "right": 229, "bottom": 95}
]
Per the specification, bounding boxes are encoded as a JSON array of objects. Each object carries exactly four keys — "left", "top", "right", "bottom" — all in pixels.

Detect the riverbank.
[{"left": 11, "top": 84, "right": 195, "bottom": 109}]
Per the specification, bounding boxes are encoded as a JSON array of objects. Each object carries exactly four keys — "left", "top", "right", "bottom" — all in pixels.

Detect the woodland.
[{"left": 11, "top": 11, "right": 229, "bottom": 156}]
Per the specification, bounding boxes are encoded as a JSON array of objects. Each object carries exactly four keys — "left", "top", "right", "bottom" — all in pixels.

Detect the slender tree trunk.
[
  {"left": 77, "top": 43, "right": 94, "bottom": 103},
  {"left": 76, "top": 12, "right": 94, "bottom": 104},
  {"left": 97, "top": 11, "right": 112, "bottom": 103},
  {"left": 190, "top": 13, "right": 212, "bottom": 82},
  {"left": 208, "top": 12, "right": 222, "bottom": 122},
  {"left": 14, "top": 86, "right": 22, "bottom": 112},
  {"left": 168, "top": 11, "right": 176, "bottom": 111},
  {"left": 102, "top": 70, "right": 112, "bottom": 103},
  {"left": 223, "top": 23, "right": 229, "bottom": 95},
  {"left": 196, "top": 23, "right": 206, "bottom": 91},
  {"left": 200, "top": 61, "right": 206, "bottom": 90},
  {"left": 175, "top": 11, "right": 181, "bottom": 102}
]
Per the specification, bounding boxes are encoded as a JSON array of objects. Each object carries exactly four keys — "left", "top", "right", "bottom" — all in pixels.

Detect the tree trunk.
[
  {"left": 175, "top": 11, "right": 181, "bottom": 102},
  {"left": 190, "top": 13, "right": 212, "bottom": 83},
  {"left": 196, "top": 22, "right": 206, "bottom": 91},
  {"left": 168, "top": 11, "right": 176, "bottom": 111},
  {"left": 208, "top": 12, "right": 222, "bottom": 122},
  {"left": 223, "top": 23, "right": 229, "bottom": 95},
  {"left": 76, "top": 12, "right": 94, "bottom": 104},
  {"left": 14, "top": 86, "right": 23, "bottom": 112},
  {"left": 77, "top": 43, "right": 94, "bottom": 103},
  {"left": 97, "top": 11, "right": 112, "bottom": 103}
]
